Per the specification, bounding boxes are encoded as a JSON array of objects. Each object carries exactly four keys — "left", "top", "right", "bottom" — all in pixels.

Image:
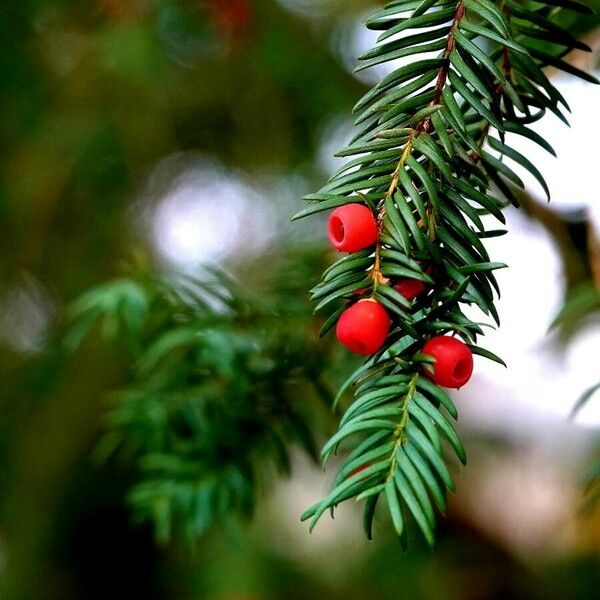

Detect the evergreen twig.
[{"left": 295, "top": 0, "right": 598, "bottom": 546}]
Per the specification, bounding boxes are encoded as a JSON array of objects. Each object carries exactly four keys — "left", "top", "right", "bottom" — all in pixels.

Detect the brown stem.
[
  {"left": 423, "top": 1, "right": 465, "bottom": 133},
  {"left": 371, "top": 2, "right": 465, "bottom": 288}
]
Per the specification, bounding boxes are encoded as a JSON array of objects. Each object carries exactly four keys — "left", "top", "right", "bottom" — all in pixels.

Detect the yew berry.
[
  {"left": 327, "top": 204, "right": 378, "bottom": 253},
  {"left": 421, "top": 336, "right": 474, "bottom": 389},
  {"left": 395, "top": 265, "right": 432, "bottom": 301},
  {"left": 395, "top": 278, "right": 426, "bottom": 301},
  {"left": 336, "top": 299, "right": 390, "bottom": 355}
]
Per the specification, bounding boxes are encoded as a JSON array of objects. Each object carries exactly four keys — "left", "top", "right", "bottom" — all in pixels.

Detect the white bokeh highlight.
[
  {"left": 477, "top": 74, "right": 600, "bottom": 429},
  {"left": 144, "top": 154, "right": 276, "bottom": 271}
]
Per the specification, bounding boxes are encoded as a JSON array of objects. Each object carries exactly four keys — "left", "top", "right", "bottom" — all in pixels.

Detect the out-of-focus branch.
[
  {"left": 518, "top": 192, "right": 590, "bottom": 289},
  {"left": 588, "top": 220, "right": 600, "bottom": 288},
  {"left": 521, "top": 26, "right": 600, "bottom": 291},
  {"left": 567, "top": 27, "right": 600, "bottom": 71}
]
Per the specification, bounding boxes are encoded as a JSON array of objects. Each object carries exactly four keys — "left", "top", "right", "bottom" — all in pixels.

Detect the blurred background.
[{"left": 1, "top": 0, "right": 600, "bottom": 598}]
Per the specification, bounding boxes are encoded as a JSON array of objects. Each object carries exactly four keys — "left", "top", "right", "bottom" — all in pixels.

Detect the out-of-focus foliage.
[
  {"left": 0, "top": 0, "right": 362, "bottom": 293},
  {"left": 554, "top": 280, "right": 600, "bottom": 513},
  {"left": 0, "top": 1, "right": 368, "bottom": 595},
  {"left": 63, "top": 255, "right": 338, "bottom": 544},
  {"left": 553, "top": 282, "right": 600, "bottom": 343}
]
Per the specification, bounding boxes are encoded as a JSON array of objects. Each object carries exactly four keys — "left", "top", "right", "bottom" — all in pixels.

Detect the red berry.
[
  {"left": 395, "top": 278, "right": 426, "bottom": 301},
  {"left": 421, "top": 336, "right": 474, "bottom": 389},
  {"left": 336, "top": 299, "right": 390, "bottom": 355},
  {"left": 395, "top": 265, "right": 432, "bottom": 300},
  {"left": 327, "top": 204, "right": 378, "bottom": 253}
]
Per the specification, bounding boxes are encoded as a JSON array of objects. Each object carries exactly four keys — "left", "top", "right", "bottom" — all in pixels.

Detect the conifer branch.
[{"left": 295, "top": 0, "right": 598, "bottom": 547}]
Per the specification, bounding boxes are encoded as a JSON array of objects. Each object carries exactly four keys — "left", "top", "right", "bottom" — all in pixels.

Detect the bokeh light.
[{"left": 143, "top": 154, "right": 277, "bottom": 270}]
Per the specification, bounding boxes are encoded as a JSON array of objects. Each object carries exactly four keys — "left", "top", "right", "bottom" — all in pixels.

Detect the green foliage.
[
  {"left": 64, "top": 258, "right": 336, "bottom": 545},
  {"left": 552, "top": 282, "right": 600, "bottom": 343},
  {"left": 296, "top": 0, "right": 598, "bottom": 547},
  {"left": 554, "top": 282, "right": 600, "bottom": 512}
]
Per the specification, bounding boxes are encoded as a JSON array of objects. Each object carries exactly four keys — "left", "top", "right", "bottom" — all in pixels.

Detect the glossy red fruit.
[
  {"left": 336, "top": 299, "right": 390, "bottom": 355},
  {"left": 327, "top": 204, "right": 378, "bottom": 253},
  {"left": 395, "top": 265, "right": 432, "bottom": 300},
  {"left": 421, "top": 336, "right": 474, "bottom": 389},
  {"left": 395, "top": 278, "right": 426, "bottom": 301}
]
